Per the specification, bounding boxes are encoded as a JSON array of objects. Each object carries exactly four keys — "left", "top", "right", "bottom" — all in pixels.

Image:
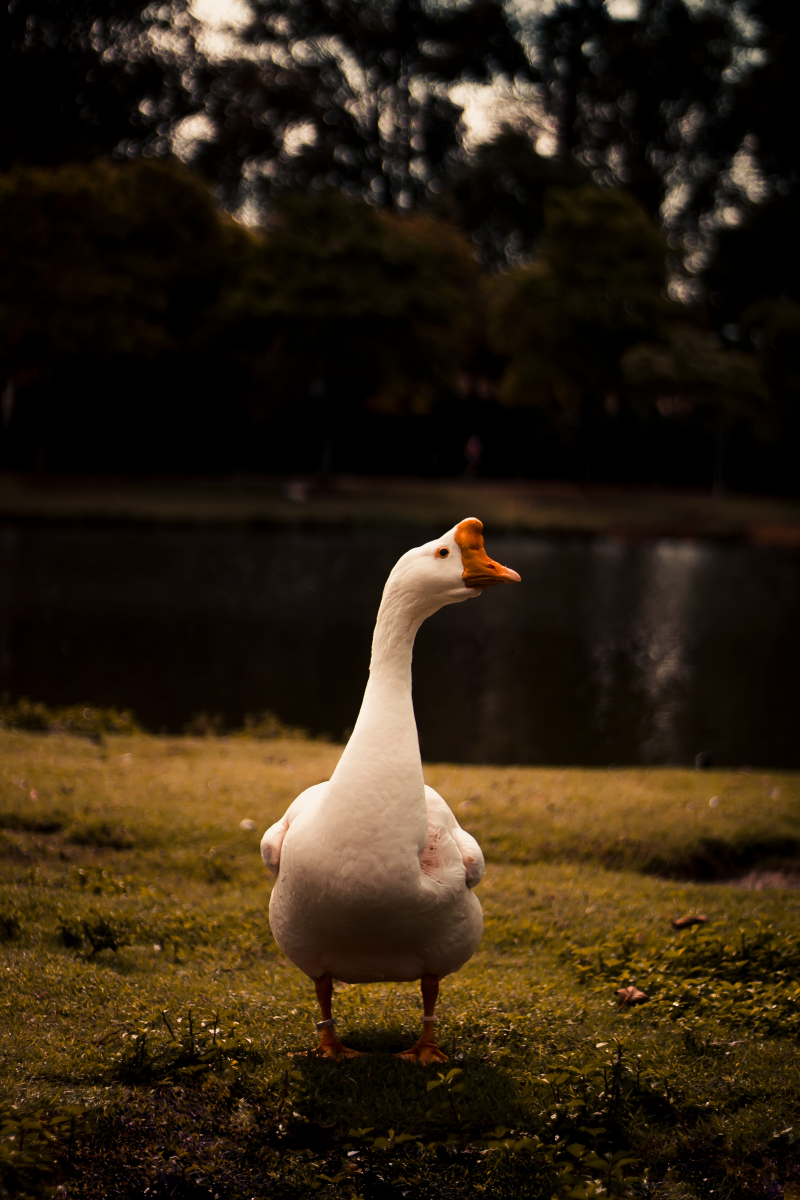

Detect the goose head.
[{"left": 382, "top": 517, "right": 521, "bottom": 625}]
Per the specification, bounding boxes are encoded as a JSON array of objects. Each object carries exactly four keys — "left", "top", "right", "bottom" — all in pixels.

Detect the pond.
[{"left": 0, "top": 524, "right": 798, "bottom": 767}]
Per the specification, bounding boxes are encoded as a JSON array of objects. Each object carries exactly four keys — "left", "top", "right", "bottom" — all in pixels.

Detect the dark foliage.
[
  {"left": 530, "top": 0, "right": 768, "bottom": 222},
  {"left": 0, "top": 164, "right": 486, "bottom": 477},
  {"left": 191, "top": 0, "right": 531, "bottom": 210},
  {"left": 705, "top": 194, "right": 800, "bottom": 445},
  {"left": 439, "top": 126, "right": 588, "bottom": 267},
  {"left": 0, "top": 159, "right": 255, "bottom": 472},
  {"left": 227, "top": 189, "right": 482, "bottom": 432},
  {"left": 2, "top": 2, "right": 800, "bottom": 492},
  {"left": 0, "top": 0, "right": 199, "bottom": 169},
  {"left": 0, "top": 696, "right": 142, "bottom": 738},
  {"left": 3, "top": 0, "right": 530, "bottom": 215},
  {"left": 721, "top": 1, "right": 800, "bottom": 201}
]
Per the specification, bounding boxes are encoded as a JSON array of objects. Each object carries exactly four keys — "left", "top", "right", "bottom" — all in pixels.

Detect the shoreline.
[{"left": 2, "top": 471, "right": 800, "bottom": 543}]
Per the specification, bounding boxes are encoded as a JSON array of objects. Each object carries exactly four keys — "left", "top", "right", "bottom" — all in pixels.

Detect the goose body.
[
  {"left": 265, "top": 781, "right": 483, "bottom": 983},
  {"left": 261, "top": 518, "right": 520, "bottom": 1058}
]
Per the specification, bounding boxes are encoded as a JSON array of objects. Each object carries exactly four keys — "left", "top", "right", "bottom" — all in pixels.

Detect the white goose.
[{"left": 261, "top": 518, "right": 520, "bottom": 1062}]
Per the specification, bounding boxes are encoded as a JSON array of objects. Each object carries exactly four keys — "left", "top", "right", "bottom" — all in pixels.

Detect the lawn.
[{"left": 0, "top": 730, "right": 798, "bottom": 1199}]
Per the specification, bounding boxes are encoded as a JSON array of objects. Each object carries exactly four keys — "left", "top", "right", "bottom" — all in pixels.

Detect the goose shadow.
[{"left": 282, "top": 1036, "right": 526, "bottom": 1140}]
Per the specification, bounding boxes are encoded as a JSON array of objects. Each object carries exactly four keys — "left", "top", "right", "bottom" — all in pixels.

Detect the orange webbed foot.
[
  {"left": 312, "top": 1027, "right": 368, "bottom": 1059},
  {"left": 316, "top": 1039, "right": 368, "bottom": 1060},
  {"left": 395, "top": 1040, "right": 449, "bottom": 1065},
  {"left": 307, "top": 976, "right": 368, "bottom": 1059},
  {"left": 398, "top": 976, "right": 446, "bottom": 1064},
  {"left": 291, "top": 1041, "right": 367, "bottom": 1059}
]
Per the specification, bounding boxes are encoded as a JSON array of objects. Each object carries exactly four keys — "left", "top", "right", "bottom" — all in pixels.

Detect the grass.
[
  {"left": 0, "top": 729, "right": 799, "bottom": 1199},
  {"left": 423, "top": 763, "right": 800, "bottom": 880}
]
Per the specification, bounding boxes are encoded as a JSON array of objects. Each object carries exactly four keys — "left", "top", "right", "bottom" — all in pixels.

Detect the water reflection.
[
  {"left": 0, "top": 525, "right": 797, "bottom": 766},
  {"left": 588, "top": 541, "right": 706, "bottom": 763},
  {"left": 634, "top": 542, "right": 704, "bottom": 762}
]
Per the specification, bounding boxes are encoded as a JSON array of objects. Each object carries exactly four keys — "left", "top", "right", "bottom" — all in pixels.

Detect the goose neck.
[
  {"left": 318, "top": 582, "right": 428, "bottom": 836},
  {"left": 368, "top": 590, "right": 426, "bottom": 693}
]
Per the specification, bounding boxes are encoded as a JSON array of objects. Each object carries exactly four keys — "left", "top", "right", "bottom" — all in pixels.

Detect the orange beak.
[{"left": 455, "top": 518, "right": 521, "bottom": 590}]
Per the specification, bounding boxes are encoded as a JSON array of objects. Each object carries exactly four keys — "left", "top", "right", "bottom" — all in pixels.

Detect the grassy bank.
[
  {"left": 1, "top": 731, "right": 799, "bottom": 1198},
  {"left": 2, "top": 473, "right": 800, "bottom": 542}
]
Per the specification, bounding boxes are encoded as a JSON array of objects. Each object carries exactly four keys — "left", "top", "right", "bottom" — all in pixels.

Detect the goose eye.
[{"left": 437, "top": 548, "right": 450, "bottom": 558}]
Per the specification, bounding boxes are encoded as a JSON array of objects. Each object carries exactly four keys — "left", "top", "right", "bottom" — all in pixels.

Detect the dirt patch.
[{"left": 732, "top": 869, "right": 800, "bottom": 890}]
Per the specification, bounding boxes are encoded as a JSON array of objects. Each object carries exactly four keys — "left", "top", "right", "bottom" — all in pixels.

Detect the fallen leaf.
[
  {"left": 671, "top": 914, "right": 708, "bottom": 930},
  {"left": 616, "top": 986, "right": 649, "bottom": 1007}
]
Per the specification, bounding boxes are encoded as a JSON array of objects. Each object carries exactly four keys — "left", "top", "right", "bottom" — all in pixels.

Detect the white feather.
[{"left": 264, "top": 523, "right": 489, "bottom": 984}]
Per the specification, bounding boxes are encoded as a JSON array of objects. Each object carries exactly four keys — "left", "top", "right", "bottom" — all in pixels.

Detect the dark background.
[{"left": 0, "top": 0, "right": 798, "bottom": 496}]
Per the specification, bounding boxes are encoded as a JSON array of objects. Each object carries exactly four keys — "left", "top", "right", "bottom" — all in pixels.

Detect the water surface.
[{"left": 0, "top": 525, "right": 797, "bottom": 766}]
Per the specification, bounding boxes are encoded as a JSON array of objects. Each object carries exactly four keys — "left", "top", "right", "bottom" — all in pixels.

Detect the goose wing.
[
  {"left": 261, "top": 782, "right": 327, "bottom": 875},
  {"left": 423, "top": 785, "right": 485, "bottom": 889}
]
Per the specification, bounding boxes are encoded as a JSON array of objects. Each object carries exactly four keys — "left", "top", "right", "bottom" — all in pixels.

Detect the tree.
[
  {"left": 487, "top": 185, "right": 672, "bottom": 423},
  {"left": 437, "top": 125, "right": 587, "bottom": 267},
  {"left": 721, "top": 2, "right": 800, "bottom": 202},
  {"left": 0, "top": 161, "right": 481, "bottom": 474},
  {"left": 621, "top": 326, "right": 768, "bottom": 430},
  {"left": 0, "top": 0, "right": 200, "bottom": 169},
  {"left": 4, "top": 0, "right": 530, "bottom": 214},
  {"left": 0, "top": 159, "right": 253, "bottom": 365},
  {"left": 189, "top": 0, "right": 531, "bottom": 210},
  {"left": 487, "top": 183, "right": 770, "bottom": 487},
  {"left": 703, "top": 193, "right": 800, "bottom": 440},
  {"left": 224, "top": 188, "right": 482, "bottom": 467},
  {"left": 0, "top": 159, "right": 255, "bottom": 470},
  {"left": 530, "top": 0, "right": 753, "bottom": 221}
]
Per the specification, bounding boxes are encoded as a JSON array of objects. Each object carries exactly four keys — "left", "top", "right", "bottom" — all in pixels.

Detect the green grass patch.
[
  {"left": 0, "top": 731, "right": 798, "bottom": 1198},
  {"left": 0, "top": 699, "right": 141, "bottom": 742},
  {"left": 424, "top": 762, "right": 800, "bottom": 880}
]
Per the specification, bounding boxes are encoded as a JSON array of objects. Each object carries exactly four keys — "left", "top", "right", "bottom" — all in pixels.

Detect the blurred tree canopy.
[
  {"left": 3, "top": 0, "right": 529, "bottom": 211},
  {"left": 438, "top": 125, "right": 587, "bottom": 267},
  {"left": 532, "top": 0, "right": 738, "bottom": 219},
  {"left": 488, "top": 186, "right": 672, "bottom": 421},
  {"left": 0, "top": 160, "right": 476, "bottom": 397},
  {"left": 0, "top": 159, "right": 253, "bottom": 371},
  {"left": 621, "top": 325, "right": 769, "bottom": 433},
  {"left": 5, "top": 0, "right": 796, "bottom": 232},
  {"left": 0, "top": 158, "right": 256, "bottom": 470},
  {"left": 193, "top": 0, "right": 530, "bottom": 211},
  {"left": 704, "top": 193, "right": 800, "bottom": 437},
  {"left": 716, "top": 1, "right": 800, "bottom": 206},
  {"left": 0, "top": 0, "right": 198, "bottom": 169},
  {"left": 226, "top": 190, "right": 481, "bottom": 422},
  {"left": 488, "top": 185, "right": 767, "bottom": 438},
  {"left": 530, "top": 0, "right": 798, "bottom": 226},
  {"left": 1, "top": 0, "right": 798, "bottom": 490},
  {"left": 0, "top": 160, "right": 482, "bottom": 471}
]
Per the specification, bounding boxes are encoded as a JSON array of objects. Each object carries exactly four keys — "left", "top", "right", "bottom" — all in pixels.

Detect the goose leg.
[
  {"left": 311, "top": 974, "right": 366, "bottom": 1059},
  {"left": 396, "top": 974, "right": 448, "bottom": 1064}
]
